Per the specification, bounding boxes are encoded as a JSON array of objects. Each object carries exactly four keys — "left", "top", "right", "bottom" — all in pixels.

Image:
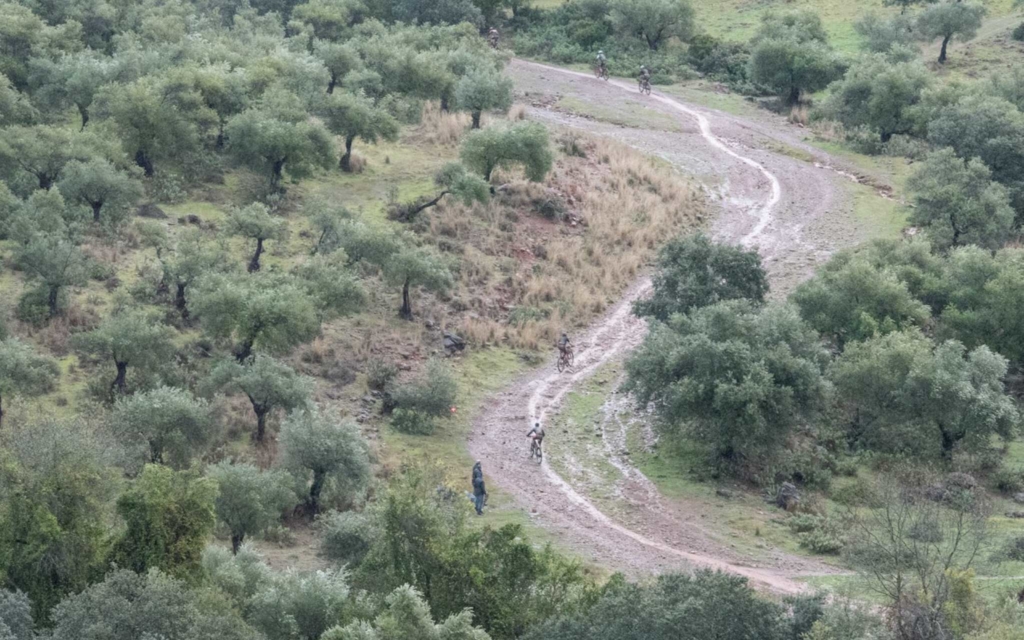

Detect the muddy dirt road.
[{"left": 468, "top": 60, "right": 875, "bottom": 594}]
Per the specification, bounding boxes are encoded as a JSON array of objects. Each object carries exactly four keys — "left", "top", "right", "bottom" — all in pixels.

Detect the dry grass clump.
[
  {"left": 507, "top": 104, "right": 528, "bottom": 121},
  {"left": 431, "top": 133, "right": 706, "bottom": 349},
  {"left": 414, "top": 101, "right": 471, "bottom": 147}
]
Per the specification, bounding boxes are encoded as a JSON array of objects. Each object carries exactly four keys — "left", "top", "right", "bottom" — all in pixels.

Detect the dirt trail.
[{"left": 468, "top": 60, "right": 869, "bottom": 594}]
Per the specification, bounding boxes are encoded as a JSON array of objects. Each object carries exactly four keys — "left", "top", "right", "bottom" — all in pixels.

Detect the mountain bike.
[
  {"left": 557, "top": 346, "right": 574, "bottom": 373},
  {"left": 530, "top": 438, "right": 543, "bottom": 461},
  {"left": 638, "top": 77, "right": 652, "bottom": 95},
  {"left": 595, "top": 65, "right": 609, "bottom": 81}
]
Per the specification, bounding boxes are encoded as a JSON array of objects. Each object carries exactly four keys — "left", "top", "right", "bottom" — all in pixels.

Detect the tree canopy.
[
  {"left": 203, "top": 354, "right": 312, "bottom": 442},
  {"left": 633, "top": 233, "right": 768, "bottom": 322},
  {"left": 208, "top": 461, "right": 295, "bottom": 553},
  {"left": 460, "top": 122, "right": 553, "bottom": 182},
  {"left": 0, "top": 338, "right": 59, "bottom": 427},
  {"left": 609, "top": 0, "right": 696, "bottom": 51},
  {"left": 280, "top": 409, "right": 371, "bottom": 515},
  {"left": 917, "top": 0, "right": 986, "bottom": 64}
]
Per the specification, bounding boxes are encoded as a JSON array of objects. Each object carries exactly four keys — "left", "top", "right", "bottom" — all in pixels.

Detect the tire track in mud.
[{"left": 468, "top": 60, "right": 846, "bottom": 594}]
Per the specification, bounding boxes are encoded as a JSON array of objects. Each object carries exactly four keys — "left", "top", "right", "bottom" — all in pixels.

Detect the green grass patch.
[{"left": 555, "top": 95, "right": 684, "bottom": 132}]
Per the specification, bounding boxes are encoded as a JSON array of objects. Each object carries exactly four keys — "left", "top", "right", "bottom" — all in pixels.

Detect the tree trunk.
[
  {"left": 400, "top": 276, "right": 413, "bottom": 319},
  {"left": 78, "top": 104, "right": 89, "bottom": 131},
  {"left": 939, "top": 34, "right": 951, "bottom": 64},
  {"left": 483, "top": 164, "right": 494, "bottom": 182},
  {"left": 0, "top": 394, "right": 4, "bottom": 430},
  {"left": 254, "top": 405, "right": 268, "bottom": 442},
  {"left": 215, "top": 124, "right": 225, "bottom": 151},
  {"left": 308, "top": 469, "right": 326, "bottom": 515},
  {"left": 789, "top": 85, "right": 801, "bottom": 106},
  {"left": 940, "top": 429, "right": 955, "bottom": 459},
  {"left": 340, "top": 136, "right": 355, "bottom": 172},
  {"left": 175, "top": 282, "right": 189, "bottom": 320},
  {"left": 91, "top": 200, "right": 103, "bottom": 223},
  {"left": 471, "top": 110, "right": 482, "bottom": 129},
  {"left": 327, "top": 74, "right": 337, "bottom": 95},
  {"left": 47, "top": 286, "right": 60, "bottom": 318},
  {"left": 235, "top": 338, "right": 254, "bottom": 363},
  {"left": 248, "top": 237, "right": 264, "bottom": 273},
  {"left": 112, "top": 360, "right": 128, "bottom": 395},
  {"left": 231, "top": 532, "right": 244, "bottom": 554},
  {"left": 135, "top": 150, "right": 154, "bottom": 177},
  {"left": 38, "top": 172, "right": 53, "bottom": 190},
  {"left": 440, "top": 93, "right": 450, "bottom": 112},
  {"left": 271, "top": 159, "right": 286, "bottom": 191}
]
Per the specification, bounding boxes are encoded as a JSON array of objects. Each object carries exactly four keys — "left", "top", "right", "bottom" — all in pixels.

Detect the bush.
[
  {"left": 830, "top": 477, "right": 880, "bottom": 508},
  {"left": 366, "top": 359, "right": 397, "bottom": 392},
  {"left": 1012, "top": 22, "right": 1024, "bottom": 42},
  {"left": 991, "top": 466, "right": 1024, "bottom": 495},
  {"left": 1006, "top": 536, "right": 1024, "bottom": 562},
  {"left": 389, "top": 359, "right": 457, "bottom": 418},
  {"left": 320, "top": 511, "right": 378, "bottom": 567},
  {"left": 16, "top": 285, "right": 64, "bottom": 326},
  {"left": 787, "top": 514, "right": 846, "bottom": 554},
  {"left": 390, "top": 408, "right": 436, "bottom": 435}
]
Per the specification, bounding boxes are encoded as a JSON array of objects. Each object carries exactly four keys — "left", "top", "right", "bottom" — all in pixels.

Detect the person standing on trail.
[{"left": 472, "top": 461, "right": 487, "bottom": 515}]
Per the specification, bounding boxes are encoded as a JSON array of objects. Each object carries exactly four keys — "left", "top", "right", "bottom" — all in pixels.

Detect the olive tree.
[
  {"left": 57, "top": 158, "right": 143, "bottom": 227},
  {"left": 49, "top": 569, "right": 259, "bottom": 640},
  {"left": 460, "top": 121, "right": 553, "bottom": 182},
  {"left": 280, "top": 408, "right": 370, "bottom": 515},
  {"left": 28, "top": 51, "right": 116, "bottom": 130},
  {"left": 225, "top": 93, "right": 335, "bottom": 191},
  {"left": 247, "top": 567, "right": 352, "bottom": 640},
  {"left": 0, "top": 338, "right": 59, "bottom": 428},
  {"left": 609, "top": 0, "right": 696, "bottom": 51},
  {"left": 110, "top": 387, "right": 216, "bottom": 471},
  {"left": 204, "top": 355, "right": 312, "bottom": 442},
  {"left": 314, "top": 40, "right": 362, "bottom": 94},
  {"left": 225, "top": 203, "right": 286, "bottom": 273},
  {"left": 17, "top": 235, "right": 89, "bottom": 319},
  {"left": 917, "top": 0, "right": 985, "bottom": 64},
  {"left": 292, "top": 0, "right": 365, "bottom": 41},
  {"left": 832, "top": 330, "right": 1019, "bottom": 458},
  {"left": 791, "top": 250, "right": 930, "bottom": 349},
  {"left": 189, "top": 273, "right": 320, "bottom": 362},
  {"left": 208, "top": 461, "right": 295, "bottom": 553},
  {"left": 817, "top": 56, "right": 931, "bottom": 142},
  {"left": 0, "top": 75, "right": 35, "bottom": 125},
  {"left": 74, "top": 309, "right": 176, "bottom": 396},
  {"left": 906, "top": 149, "right": 1015, "bottom": 251},
  {"left": 388, "top": 162, "right": 489, "bottom": 222},
  {"left": 384, "top": 246, "right": 454, "bottom": 319},
  {"left": 624, "top": 301, "right": 831, "bottom": 474},
  {"left": 454, "top": 68, "right": 513, "bottom": 129},
  {"left": 0, "top": 125, "right": 99, "bottom": 191},
  {"left": 854, "top": 13, "right": 919, "bottom": 57},
  {"left": 319, "top": 91, "right": 400, "bottom": 172},
  {"left": 749, "top": 37, "right": 840, "bottom": 105},
  {"left": 293, "top": 252, "right": 367, "bottom": 319},
  {"left": 94, "top": 77, "right": 213, "bottom": 177},
  {"left": 0, "top": 590, "right": 32, "bottom": 640},
  {"left": 323, "top": 585, "right": 490, "bottom": 640},
  {"left": 161, "top": 229, "right": 233, "bottom": 319},
  {"left": 633, "top": 233, "right": 768, "bottom": 321}
]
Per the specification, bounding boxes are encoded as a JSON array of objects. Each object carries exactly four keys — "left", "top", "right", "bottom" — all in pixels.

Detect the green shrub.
[
  {"left": 320, "top": 511, "right": 378, "bottom": 567},
  {"left": 366, "top": 359, "right": 397, "bottom": 392},
  {"left": 830, "top": 477, "right": 879, "bottom": 507},
  {"left": 787, "top": 514, "right": 846, "bottom": 554},
  {"left": 990, "top": 466, "right": 1024, "bottom": 495},
  {"left": 1006, "top": 536, "right": 1024, "bottom": 562},
  {"left": 16, "top": 285, "right": 64, "bottom": 326},
  {"left": 390, "top": 408, "right": 436, "bottom": 435},
  {"left": 1013, "top": 23, "right": 1024, "bottom": 42},
  {"left": 389, "top": 359, "right": 457, "bottom": 418}
]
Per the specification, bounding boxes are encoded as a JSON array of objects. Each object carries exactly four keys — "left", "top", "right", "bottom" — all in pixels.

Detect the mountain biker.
[
  {"left": 471, "top": 461, "right": 487, "bottom": 515},
  {"left": 557, "top": 332, "right": 572, "bottom": 359},
  {"left": 639, "top": 65, "right": 651, "bottom": 85},
  {"left": 527, "top": 422, "right": 545, "bottom": 456},
  {"left": 488, "top": 28, "right": 499, "bottom": 48},
  {"left": 596, "top": 50, "right": 607, "bottom": 75}
]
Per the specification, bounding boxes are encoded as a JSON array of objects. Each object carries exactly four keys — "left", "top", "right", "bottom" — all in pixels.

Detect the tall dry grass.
[
  {"left": 431, "top": 134, "right": 707, "bottom": 349},
  {"left": 412, "top": 101, "right": 471, "bottom": 147}
]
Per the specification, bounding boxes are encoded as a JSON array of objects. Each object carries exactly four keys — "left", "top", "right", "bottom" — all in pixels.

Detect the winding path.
[{"left": 468, "top": 60, "right": 870, "bottom": 593}]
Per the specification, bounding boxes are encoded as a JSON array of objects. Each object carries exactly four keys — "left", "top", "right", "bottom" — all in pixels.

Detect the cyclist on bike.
[
  {"left": 639, "top": 65, "right": 651, "bottom": 85},
  {"left": 596, "top": 50, "right": 607, "bottom": 75},
  {"left": 557, "top": 332, "right": 572, "bottom": 359},
  {"left": 527, "top": 422, "right": 545, "bottom": 456},
  {"left": 488, "top": 27, "right": 499, "bottom": 48}
]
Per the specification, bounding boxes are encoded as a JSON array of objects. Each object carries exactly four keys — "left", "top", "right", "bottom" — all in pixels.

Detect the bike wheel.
[
  {"left": 557, "top": 356, "right": 566, "bottom": 373},
  {"left": 568, "top": 351, "right": 575, "bottom": 368}
]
